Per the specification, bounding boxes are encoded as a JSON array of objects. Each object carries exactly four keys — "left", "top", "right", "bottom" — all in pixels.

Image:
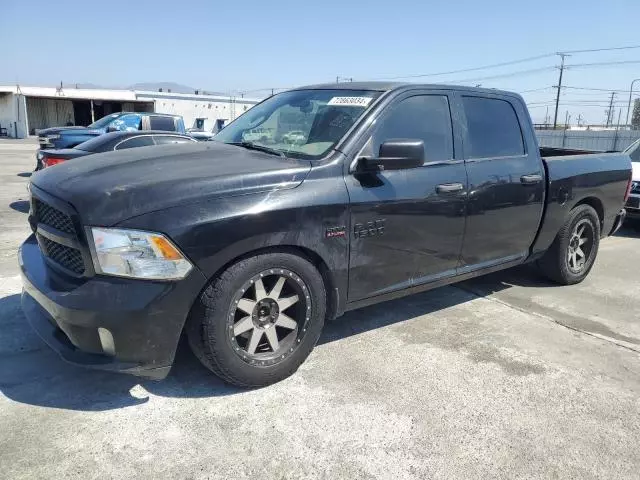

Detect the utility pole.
[
  {"left": 576, "top": 113, "right": 583, "bottom": 126},
  {"left": 553, "top": 53, "right": 569, "bottom": 129},
  {"left": 545, "top": 106, "right": 549, "bottom": 127},
  {"left": 605, "top": 92, "right": 616, "bottom": 127},
  {"left": 626, "top": 78, "right": 640, "bottom": 126}
]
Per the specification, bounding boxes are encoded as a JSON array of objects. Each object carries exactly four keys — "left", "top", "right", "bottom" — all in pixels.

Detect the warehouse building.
[{"left": 0, "top": 85, "right": 261, "bottom": 138}]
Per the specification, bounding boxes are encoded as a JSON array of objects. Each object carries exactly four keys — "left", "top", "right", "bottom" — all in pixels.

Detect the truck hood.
[
  {"left": 633, "top": 162, "right": 640, "bottom": 182},
  {"left": 30, "top": 142, "right": 311, "bottom": 226}
]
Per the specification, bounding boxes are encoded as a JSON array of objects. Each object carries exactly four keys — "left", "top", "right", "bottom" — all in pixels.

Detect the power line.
[
  {"left": 566, "top": 59, "right": 640, "bottom": 69},
  {"left": 370, "top": 53, "right": 556, "bottom": 81},
  {"left": 371, "top": 44, "right": 640, "bottom": 82},
  {"left": 520, "top": 86, "right": 554, "bottom": 93},
  {"left": 241, "top": 44, "right": 640, "bottom": 97},
  {"left": 560, "top": 45, "right": 640, "bottom": 54},
  {"left": 444, "top": 66, "right": 556, "bottom": 84},
  {"left": 562, "top": 85, "right": 628, "bottom": 92}
]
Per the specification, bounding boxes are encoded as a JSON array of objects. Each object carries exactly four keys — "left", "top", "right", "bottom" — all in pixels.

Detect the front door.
[
  {"left": 346, "top": 92, "right": 467, "bottom": 302},
  {"left": 457, "top": 94, "right": 544, "bottom": 268}
]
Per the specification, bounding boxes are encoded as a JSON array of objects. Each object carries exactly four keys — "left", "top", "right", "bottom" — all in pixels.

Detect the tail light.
[
  {"left": 43, "top": 157, "right": 65, "bottom": 168},
  {"left": 624, "top": 177, "right": 633, "bottom": 202}
]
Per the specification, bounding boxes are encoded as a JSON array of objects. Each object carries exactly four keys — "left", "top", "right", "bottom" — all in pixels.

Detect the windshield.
[
  {"left": 88, "top": 113, "right": 121, "bottom": 129},
  {"left": 214, "top": 89, "right": 382, "bottom": 159},
  {"left": 73, "top": 133, "right": 114, "bottom": 152}
]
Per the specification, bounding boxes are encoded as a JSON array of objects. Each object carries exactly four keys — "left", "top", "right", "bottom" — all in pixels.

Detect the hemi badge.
[{"left": 326, "top": 226, "right": 346, "bottom": 238}]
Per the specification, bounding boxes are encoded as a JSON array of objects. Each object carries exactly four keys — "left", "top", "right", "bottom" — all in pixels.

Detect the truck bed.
[{"left": 531, "top": 151, "right": 631, "bottom": 257}]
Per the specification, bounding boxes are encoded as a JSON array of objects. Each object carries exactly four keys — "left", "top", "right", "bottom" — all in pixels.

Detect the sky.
[{"left": 2, "top": 0, "right": 640, "bottom": 124}]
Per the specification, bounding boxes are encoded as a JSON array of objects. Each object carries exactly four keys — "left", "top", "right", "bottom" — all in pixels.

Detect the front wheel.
[
  {"left": 186, "top": 252, "right": 326, "bottom": 387},
  {"left": 538, "top": 204, "right": 601, "bottom": 285}
]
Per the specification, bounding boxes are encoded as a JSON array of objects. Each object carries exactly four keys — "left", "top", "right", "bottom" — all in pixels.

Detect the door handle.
[
  {"left": 521, "top": 174, "right": 542, "bottom": 185},
  {"left": 436, "top": 183, "right": 464, "bottom": 194}
]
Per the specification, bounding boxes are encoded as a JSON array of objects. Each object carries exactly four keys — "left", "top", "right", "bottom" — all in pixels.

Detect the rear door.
[
  {"left": 346, "top": 91, "right": 467, "bottom": 301},
  {"left": 457, "top": 93, "right": 544, "bottom": 268}
]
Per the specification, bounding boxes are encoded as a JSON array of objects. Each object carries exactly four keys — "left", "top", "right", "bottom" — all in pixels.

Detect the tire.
[
  {"left": 186, "top": 251, "right": 326, "bottom": 387},
  {"left": 537, "top": 204, "right": 601, "bottom": 285}
]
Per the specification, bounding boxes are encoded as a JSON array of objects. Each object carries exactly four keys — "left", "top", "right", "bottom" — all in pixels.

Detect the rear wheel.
[
  {"left": 187, "top": 252, "right": 326, "bottom": 387},
  {"left": 538, "top": 204, "right": 600, "bottom": 285}
]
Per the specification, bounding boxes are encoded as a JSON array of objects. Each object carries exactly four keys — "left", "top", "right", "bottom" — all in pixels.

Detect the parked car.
[
  {"left": 281, "top": 130, "right": 306, "bottom": 145},
  {"left": 37, "top": 112, "right": 186, "bottom": 150},
  {"left": 20, "top": 82, "right": 631, "bottom": 388},
  {"left": 623, "top": 139, "right": 640, "bottom": 220},
  {"left": 186, "top": 129, "right": 216, "bottom": 141},
  {"left": 242, "top": 127, "right": 273, "bottom": 143},
  {"left": 35, "top": 131, "right": 197, "bottom": 170}
]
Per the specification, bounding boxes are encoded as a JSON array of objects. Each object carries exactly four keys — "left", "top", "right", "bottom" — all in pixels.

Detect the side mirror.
[
  {"left": 358, "top": 139, "right": 424, "bottom": 172},
  {"left": 106, "top": 125, "right": 118, "bottom": 133}
]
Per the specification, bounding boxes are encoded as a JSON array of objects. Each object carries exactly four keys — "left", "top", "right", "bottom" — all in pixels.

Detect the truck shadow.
[
  {"left": 614, "top": 224, "right": 639, "bottom": 238},
  {"left": 0, "top": 265, "right": 553, "bottom": 411},
  {"left": 9, "top": 200, "right": 30, "bottom": 213}
]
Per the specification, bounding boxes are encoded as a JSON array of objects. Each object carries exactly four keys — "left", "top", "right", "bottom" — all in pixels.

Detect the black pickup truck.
[{"left": 20, "top": 83, "right": 632, "bottom": 387}]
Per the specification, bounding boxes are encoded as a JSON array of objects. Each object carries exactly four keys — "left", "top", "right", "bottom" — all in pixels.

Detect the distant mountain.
[
  {"left": 128, "top": 82, "right": 196, "bottom": 93},
  {"left": 73, "top": 83, "right": 104, "bottom": 89}
]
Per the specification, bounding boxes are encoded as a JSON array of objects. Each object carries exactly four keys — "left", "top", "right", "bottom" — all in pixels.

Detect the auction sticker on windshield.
[{"left": 327, "top": 96, "right": 373, "bottom": 107}]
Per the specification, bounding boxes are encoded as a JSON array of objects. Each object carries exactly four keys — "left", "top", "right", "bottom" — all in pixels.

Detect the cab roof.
[{"left": 292, "top": 81, "right": 517, "bottom": 98}]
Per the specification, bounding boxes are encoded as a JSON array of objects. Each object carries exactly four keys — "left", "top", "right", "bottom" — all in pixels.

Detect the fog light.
[{"left": 98, "top": 328, "right": 116, "bottom": 356}]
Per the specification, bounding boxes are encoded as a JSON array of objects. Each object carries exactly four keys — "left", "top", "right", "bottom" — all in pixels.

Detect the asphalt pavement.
[{"left": 1, "top": 139, "right": 639, "bottom": 479}]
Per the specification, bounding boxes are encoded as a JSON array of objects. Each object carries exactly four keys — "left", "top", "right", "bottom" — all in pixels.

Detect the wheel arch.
[
  {"left": 571, "top": 196, "right": 604, "bottom": 229},
  {"left": 186, "top": 243, "right": 342, "bottom": 335}
]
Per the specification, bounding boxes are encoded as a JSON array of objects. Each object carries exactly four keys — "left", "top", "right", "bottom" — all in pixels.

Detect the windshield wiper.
[{"left": 228, "top": 141, "right": 286, "bottom": 158}]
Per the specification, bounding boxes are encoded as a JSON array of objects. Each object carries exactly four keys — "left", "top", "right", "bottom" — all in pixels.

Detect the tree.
[{"left": 632, "top": 98, "right": 640, "bottom": 129}]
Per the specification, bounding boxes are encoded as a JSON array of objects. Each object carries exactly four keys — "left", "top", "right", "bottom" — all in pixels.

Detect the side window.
[
  {"left": 115, "top": 136, "right": 155, "bottom": 150},
  {"left": 110, "top": 114, "right": 142, "bottom": 132},
  {"left": 149, "top": 116, "right": 177, "bottom": 131},
  {"left": 462, "top": 96, "right": 524, "bottom": 158},
  {"left": 372, "top": 95, "right": 453, "bottom": 162},
  {"left": 153, "top": 136, "right": 195, "bottom": 145}
]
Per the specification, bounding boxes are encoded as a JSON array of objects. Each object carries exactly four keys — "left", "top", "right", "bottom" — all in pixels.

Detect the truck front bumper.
[{"left": 19, "top": 234, "right": 206, "bottom": 379}]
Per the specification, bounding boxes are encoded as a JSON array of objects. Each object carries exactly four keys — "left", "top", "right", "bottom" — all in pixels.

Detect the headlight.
[
  {"left": 46, "top": 134, "right": 60, "bottom": 140},
  {"left": 90, "top": 228, "right": 192, "bottom": 280}
]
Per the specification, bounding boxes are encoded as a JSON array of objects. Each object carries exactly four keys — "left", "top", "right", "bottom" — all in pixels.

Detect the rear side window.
[
  {"left": 372, "top": 95, "right": 454, "bottom": 162},
  {"left": 115, "top": 136, "right": 155, "bottom": 150},
  {"left": 110, "top": 114, "right": 142, "bottom": 131},
  {"left": 149, "top": 116, "right": 177, "bottom": 131},
  {"left": 153, "top": 135, "right": 195, "bottom": 145},
  {"left": 462, "top": 96, "right": 524, "bottom": 158}
]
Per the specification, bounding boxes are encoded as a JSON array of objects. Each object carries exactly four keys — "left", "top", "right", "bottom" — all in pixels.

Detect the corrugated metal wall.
[
  {"left": 536, "top": 129, "right": 640, "bottom": 152},
  {"left": 26, "top": 97, "right": 74, "bottom": 134}
]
